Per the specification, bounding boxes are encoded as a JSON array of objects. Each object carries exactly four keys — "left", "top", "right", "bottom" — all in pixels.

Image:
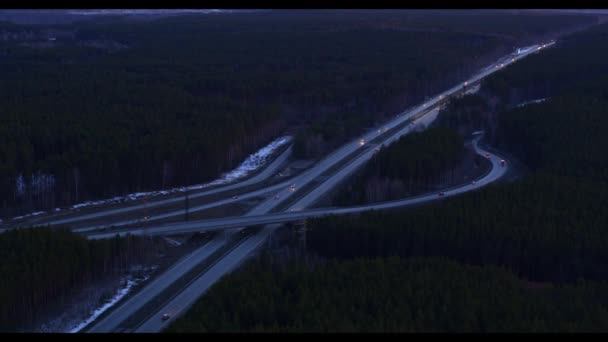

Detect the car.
[
  {"left": 290, "top": 184, "right": 296, "bottom": 192},
  {"left": 438, "top": 192, "right": 445, "bottom": 197},
  {"left": 471, "top": 180, "right": 477, "bottom": 185},
  {"left": 232, "top": 195, "right": 239, "bottom": 199},
  {"left": 374, "top": 147, "right": 380, "bottom": 153},
  {"left": 274, "top": 194, "right": 280, "bottom": 199},
  {"left": 162, "top": 313, "right": 170, "bottom": 321},
  {"left": 359, "top": 139, "right": 366, "bottom": 146},
  {"left": 500, "top": 159, "right": 506, "bottom": 167},
  {"left": 485, "top": 153, "right": 491, "bottom": 159}
]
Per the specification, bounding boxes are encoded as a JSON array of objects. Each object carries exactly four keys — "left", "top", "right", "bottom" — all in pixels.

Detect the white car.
[{"left": 162, "top": 313, "right": 170, "bottom": 321}]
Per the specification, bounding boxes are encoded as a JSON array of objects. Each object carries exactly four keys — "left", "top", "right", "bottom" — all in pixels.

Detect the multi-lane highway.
[
  {"left": 81, "top": 41, "right": 548, "bottom": 235},
  {"left": 104, "top": 135, "right": 505, "bottom": 334},
  {"left": 82, "top": 41, "right": 552, "bottom": 333},
  {"left": 0, "top": 144, "right": 294, "bottom": 232},
  {"left": 86, "top": 237, "right": 227, "bottom": 333},
  {"left": 87, "top": 137, "right": 504, "bottom": 240}
]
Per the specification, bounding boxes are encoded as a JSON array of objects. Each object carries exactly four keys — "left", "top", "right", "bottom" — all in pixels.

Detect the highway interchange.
[{"left": 3, "top": 40, "right": 554, "bottom": 332}]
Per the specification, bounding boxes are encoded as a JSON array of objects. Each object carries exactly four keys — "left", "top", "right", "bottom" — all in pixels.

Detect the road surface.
[
  {"left": 87, "top": 137, "right": 504, "bottom": 239},
  {"left": 86, "top": 236, "right": 226, "bottom": 332},
  {"left": 3, "top": 144, "right": 293, "bottom": 230},
  {"left": 83, "top": 41, "right": 550, "bottom": 332}
]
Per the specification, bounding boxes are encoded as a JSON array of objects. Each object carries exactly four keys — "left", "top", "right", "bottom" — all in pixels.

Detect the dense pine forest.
[
  {"left": 168, "top": 257, "right": 608, "bottom": 332},
  {"left": 0, "top": 227, "right": 166, "bottom": 331},
  {"left": 0, "top": 10, "right": 594, "bottom": 218},
  {"left": 309, "top": 21, "right": 608, "bottom": 283},
  {"left": 167, "top": 20, "right": 608, "bottom": 332},
  {"left": 333, "top": 127, "right": 466, "bottom": 205}
]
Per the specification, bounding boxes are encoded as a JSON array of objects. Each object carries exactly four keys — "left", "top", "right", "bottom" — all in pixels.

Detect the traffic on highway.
[{"left": 74, "top": 40, "right": 553, "bottom": 332}]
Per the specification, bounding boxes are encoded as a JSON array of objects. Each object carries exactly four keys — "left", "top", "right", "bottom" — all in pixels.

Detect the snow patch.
[
  {"left": 12, "top": 211, "right": 46, "bottom": 221},
  {"left": 517, "top": 98, "right": 548, "bottom": 108},
  {"left": 66, "top": 275, "right": 149, "bottom": 333},
  {"left": 13, "top": 135, "right": 292, "bottom": 220},
  {"left": 463, "top": 84, "right": 480, "bottom": 95},
  {"left": 68, "top": 9, "right": 231, "bottom": 16}
]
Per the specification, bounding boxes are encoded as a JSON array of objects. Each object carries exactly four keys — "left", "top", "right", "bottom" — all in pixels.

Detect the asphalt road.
[
  {"left": 86, "top": 235, "right": 226, "bottom": 333},
  {"left": 134, "top": 224, "right": 280, "bottom": 332},
  {"left": 83, "top": 41, "right": 550, "bottom": 333},
  {"left": 112, "top": 134, "right": 505, "bottom": 334},
  {"left": 87, "top": 136, "right": 503, "bottom": 240},
  {"left": 5, "top": 144, "right": 293, "bottom": 229}
]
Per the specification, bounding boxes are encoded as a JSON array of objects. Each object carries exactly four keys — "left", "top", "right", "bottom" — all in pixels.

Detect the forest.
[
  {"left": 0, "top": 10, "right": 595, "bottom": 218},
  {"left": 166, "top": 20, "right": 608, "bottom": 332},
  {"left": 307, "top": 22, "right": 608, "bottom": 283},
  {"left": 0, "top": 227, "right": 166, "bottom": 331},
  {"left": 168, "top": 257, "right": 608, "bottom": 332},
  {"left": 333, "top": 127, "right": 466, "bottom": 205}
]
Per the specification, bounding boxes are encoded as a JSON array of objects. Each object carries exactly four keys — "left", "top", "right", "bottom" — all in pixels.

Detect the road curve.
[
  {"left": 87, "top": 136, "right": 506, "bottom": 240},
  {"left": 8, "top": 144, "right": 293, "bottom": 229},
  {"left": 83, "top": 41, "right": 550, "bottom": 333}
]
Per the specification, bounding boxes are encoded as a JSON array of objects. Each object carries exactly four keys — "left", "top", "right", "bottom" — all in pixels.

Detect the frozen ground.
[
  {"left": 463, "top": 84, "right": 480, "bottom": 95},
  {"left": 33, "top": 266, "right": 157, "bottom": 333},
  {"left": 516, "top": 98, "right": 548, "bottom": 107},
  {"left": 66, "top": 9, "right": 241, "bottom": 16},
  {"left": 66, "top": 275, "right": 149, "bottom": 333},
  {"left": 10, "top": 136, "right": 292, "bottom": 222}
]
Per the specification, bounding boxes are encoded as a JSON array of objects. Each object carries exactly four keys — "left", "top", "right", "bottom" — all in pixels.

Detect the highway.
[
  {"left": 3, "top": 143, "right": 293, "bottom": 230},
  {"left": 79, "top": 41, "right": 543, "bottom": 233},
  {"left": 86, "top": 136, "right": 503, "bottom": 240},
  {"left": 10, "top": 42, "right": 552, "bottom": 234},
  {"left": 134, "top": 224, "right": 280, "bottom": 333},
  {"left": 86, "top": 236, "right": 226, "bottom": 333},
  {"left": 83, "top": 41, "right": 551, "bottom": 333},
  {"left": 102, "top": 134, "right": 505, "bottom": 333}
]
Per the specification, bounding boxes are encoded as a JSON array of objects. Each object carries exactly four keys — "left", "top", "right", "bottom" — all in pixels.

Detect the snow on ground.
[
  {"left": 11, "top": 211, "right": 45, "bottom": 221},
  {"left": 463, "top": 84, "right": 480, "bottom": 95},
  {"left": 516, "top": 98, "right": 548, "bottom": 108},
  {"left": 10, "top": 136, "right": 292, "bottom": 222},
  {"left": 66, "top": 275, "right": 149, "bottom": 333},
  {"left": 67, "top": 9, "right": 231, "bottom": 16}
]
